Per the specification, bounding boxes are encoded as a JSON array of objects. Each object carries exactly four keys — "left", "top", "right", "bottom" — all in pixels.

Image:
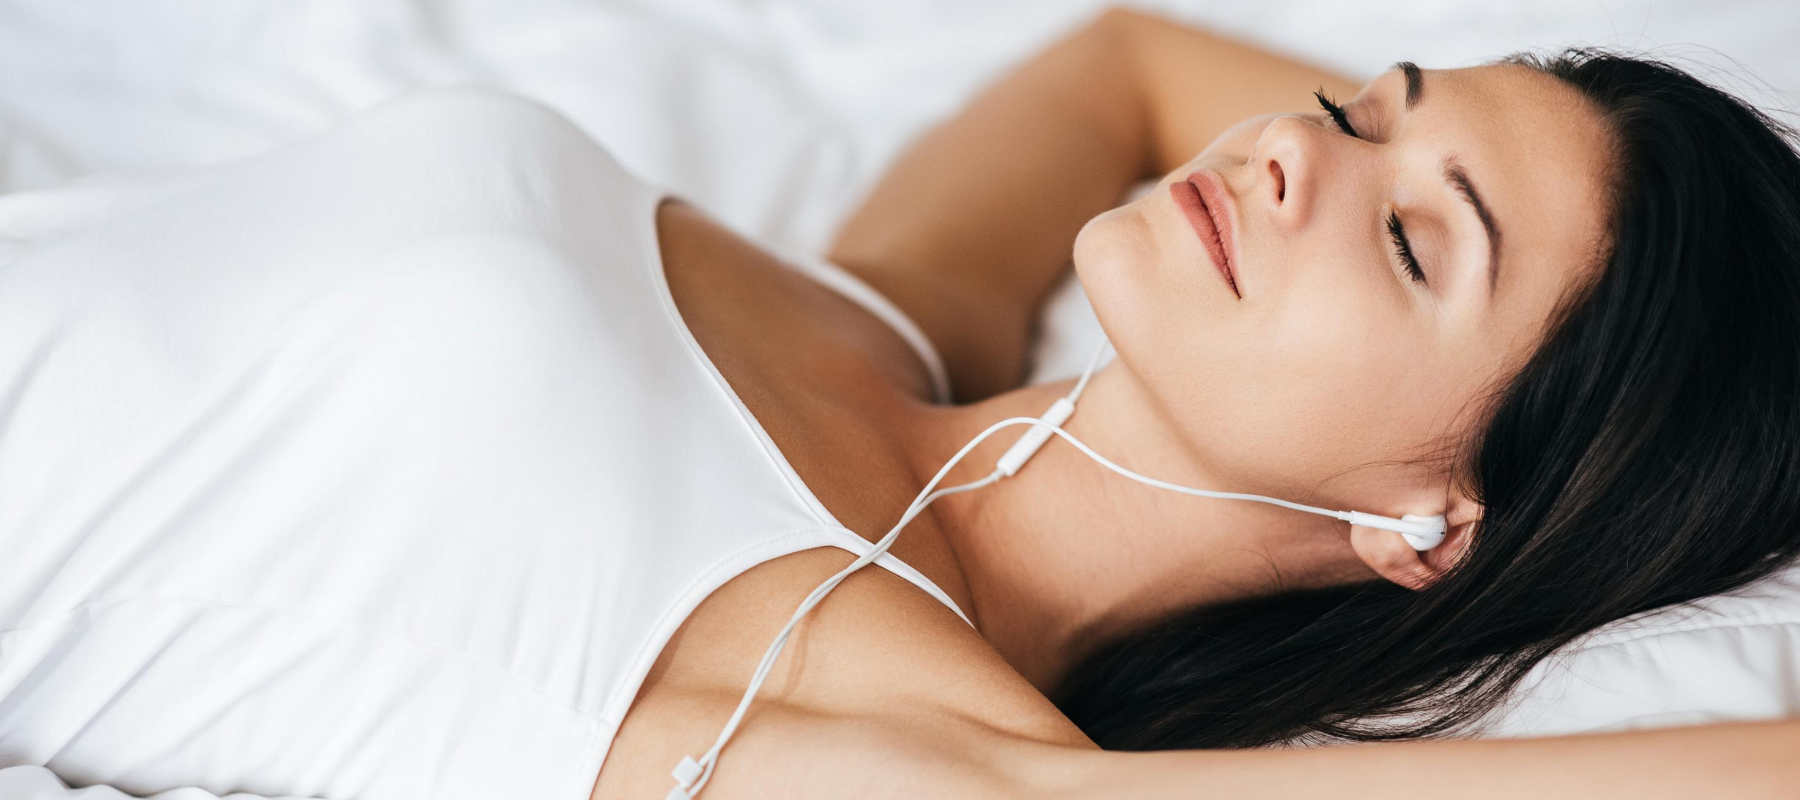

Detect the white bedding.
[
  {"left": 4, "top": 0, "right": 1797, "bottom": 382},
  {"left": 2, "top": 1, "right": 1798, "bottom": 796}
]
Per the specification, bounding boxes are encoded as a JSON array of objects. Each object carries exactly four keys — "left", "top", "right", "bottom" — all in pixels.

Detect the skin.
[
  {"left": 591, "top": 8, "right": 1797, "bottom": 799},
  {"left": 891, "top": 58, "right": 1617, "bottom": 690},
  {"left": 1076, "top": 63, "right": 1614, "bottom": 544}
]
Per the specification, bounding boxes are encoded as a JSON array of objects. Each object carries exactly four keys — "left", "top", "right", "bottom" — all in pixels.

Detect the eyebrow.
[
  {"left": 1445, "top": 159, "right": 1502, "bottom": 293},
  {"left": 1395, "top": 61, "right": 1423, "bottom": 109},
  {"left": 1393, "top": 61, "right": 1502, "bottom": 293}
]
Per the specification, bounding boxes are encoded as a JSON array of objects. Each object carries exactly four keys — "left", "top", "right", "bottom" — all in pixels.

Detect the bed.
[{"left": 2, "top": 0, "right": 1798, "bottom": 795}]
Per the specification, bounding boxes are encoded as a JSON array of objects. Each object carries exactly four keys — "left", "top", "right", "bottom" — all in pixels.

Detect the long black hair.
[{"left": 1054, "top": 48, "right": 1800, "bottom": 748}]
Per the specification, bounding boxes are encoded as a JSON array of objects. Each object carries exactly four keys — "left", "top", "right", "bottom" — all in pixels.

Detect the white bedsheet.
[
  {"left": 4, "top": 0, "right": 1797, "bottom": 382},
  {"left": 5, "top": 0, "right": 1796, "bottom": 246},
  {"left": 2, "top": 1, "right": 1798, "bottom": 797}
]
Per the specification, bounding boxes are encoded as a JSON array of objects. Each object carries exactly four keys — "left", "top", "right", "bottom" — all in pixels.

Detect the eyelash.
[
  {"left": 1386, "top": 211, "right": 1427, "bottom": 284},
  {"left": 1313, "top": 90, "right": 1360, "bottom": 138},
  {"left": 1313, "top": 90, "right": 1428, "bottom": 286}
]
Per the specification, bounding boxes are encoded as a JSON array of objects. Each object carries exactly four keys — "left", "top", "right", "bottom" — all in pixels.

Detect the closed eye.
[
  {"left": 1314, "top": 88, "right": 1430, "bottom": 289},
  {"left": 1386, "top": 210, "right": 1428, "bottom": 285},
  {"left": 1314, "top": 90, "right": 1360, "bottom": 139}
]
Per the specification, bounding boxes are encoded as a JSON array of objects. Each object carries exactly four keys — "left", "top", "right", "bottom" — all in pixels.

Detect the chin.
[{"left": 1073, "top": 203, "right": 1161, "bottom": 368}]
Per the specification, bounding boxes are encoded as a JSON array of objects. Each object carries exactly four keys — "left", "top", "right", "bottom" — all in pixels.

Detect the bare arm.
[
  {"left": 827, "top": 7, "right": 1361, "bottom": 402},
  {"left": 1008, "top": 719, "right": 1800, "bottom": 800},
  {"left": 632, "top": 707, "right": 1800, "bottom": 799}
]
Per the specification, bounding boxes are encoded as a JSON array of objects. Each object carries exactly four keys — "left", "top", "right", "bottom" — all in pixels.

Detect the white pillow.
[{"left": 1479, "top": 561, "right": 1800, "bottom": 735}]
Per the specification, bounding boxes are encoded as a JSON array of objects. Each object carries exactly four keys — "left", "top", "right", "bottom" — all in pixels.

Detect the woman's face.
[{"left": 1074, "top": 63, "right": 1614, "bottom": 511}]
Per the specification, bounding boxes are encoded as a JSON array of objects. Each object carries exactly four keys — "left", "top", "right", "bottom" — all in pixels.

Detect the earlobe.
[
  {"left": 1421, "top": 517, "right": 1476, "bottom": 574},
  {"left": 1350, "top": 515, "right": 1475, "bottom": 590},
  {"left": 1350, "top": 524, "right": 1437, "bottom": 589}
]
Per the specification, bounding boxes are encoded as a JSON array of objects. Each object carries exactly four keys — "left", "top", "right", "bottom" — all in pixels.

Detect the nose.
[{"left": 1250, "top": 115, "right": 1321, "bottom": 230}]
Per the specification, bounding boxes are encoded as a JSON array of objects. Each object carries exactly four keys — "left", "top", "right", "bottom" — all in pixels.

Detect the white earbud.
[{"left": 1340, "top": 511, "right": 1447, "bottom": 551}]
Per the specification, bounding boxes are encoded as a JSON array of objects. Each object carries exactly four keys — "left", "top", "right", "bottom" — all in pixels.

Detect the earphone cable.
[
  {"left": 672, "top": 412, "right": 1354, "bottom": 797},
  {"left": 674, "top": 413, "right": 1028, "bottom": 797},
  {"left": 670, "top": 336, "right": 1436, "bottom": 798}
]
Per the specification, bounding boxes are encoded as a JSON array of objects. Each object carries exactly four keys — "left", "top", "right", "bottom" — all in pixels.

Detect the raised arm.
[
  {"left": 826, "top": 6, "right": 1361, "bottom": 402},
  {"left": 1013, "top": 718, "right": 1800, "bottom": 800}
]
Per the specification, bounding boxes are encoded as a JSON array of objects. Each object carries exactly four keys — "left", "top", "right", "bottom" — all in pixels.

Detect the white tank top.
[{"left": 0, "top": 87, "right": 969, "bottom": 800}]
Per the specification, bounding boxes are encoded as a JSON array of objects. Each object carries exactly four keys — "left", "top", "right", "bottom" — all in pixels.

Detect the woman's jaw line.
[{"left": 884, "top": 366, "right": 1380, "bottom": 692}]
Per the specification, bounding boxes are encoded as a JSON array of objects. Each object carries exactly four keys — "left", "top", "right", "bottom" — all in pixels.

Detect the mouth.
[{"left": 1169, "top": 170, "right": 1240, "bottom": 299}]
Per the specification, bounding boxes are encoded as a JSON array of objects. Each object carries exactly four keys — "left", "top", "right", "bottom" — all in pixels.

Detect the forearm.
[
  {"left": 827, "top": 9, "right": 1149, "bottom": 402},
  {"left": 1030, "top": 720, "right": 1800, "bottom": 800},
  {"left": 826, "top": 7, "right": 1362, "bottom": 403}
]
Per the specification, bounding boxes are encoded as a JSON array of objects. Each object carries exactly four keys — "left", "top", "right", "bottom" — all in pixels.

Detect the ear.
[{"left": 1349, "top": 502, "right": 1479, "bottom": 590}]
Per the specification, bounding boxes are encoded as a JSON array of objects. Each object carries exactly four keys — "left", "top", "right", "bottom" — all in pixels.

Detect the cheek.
[
  {"left": 1076, "top": 190, "right": 1459, "bottom": 494},
  {"left": 1202, "top": 306, "right": 1401, "bottom": 469},
  {"left": 1135, "top": 283, "right": 1444, "bottom": 493}
]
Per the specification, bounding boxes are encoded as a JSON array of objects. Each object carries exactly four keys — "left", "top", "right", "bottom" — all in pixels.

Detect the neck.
[{"left": 892, "top": 364, "right": 1376, "bottom": 694}]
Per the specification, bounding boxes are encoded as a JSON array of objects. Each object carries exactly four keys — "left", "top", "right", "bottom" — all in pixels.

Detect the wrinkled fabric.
[{"left": 0, "top": 88, "right": 964, "bottom": 800}]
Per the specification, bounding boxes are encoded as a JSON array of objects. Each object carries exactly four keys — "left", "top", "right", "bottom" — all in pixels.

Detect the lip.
[{"left": 1168, "top": 169, "right": 1241, "bottom": 298}]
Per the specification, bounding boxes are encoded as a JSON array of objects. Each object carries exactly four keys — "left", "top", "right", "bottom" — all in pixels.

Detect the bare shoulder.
[
  {"left": 655, "top": 198, "right": 942, "bottom": 407},
  {"left": 616, "top": 200, "right": 1094, "bottom": 799},
  {"left": 590, "top": 547, "right": 1093, "bottom": 800}
]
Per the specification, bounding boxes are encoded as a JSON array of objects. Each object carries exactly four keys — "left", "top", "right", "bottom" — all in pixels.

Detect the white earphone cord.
[{"left": 666, "top": 339, "right": 1444, "bottom": 799}]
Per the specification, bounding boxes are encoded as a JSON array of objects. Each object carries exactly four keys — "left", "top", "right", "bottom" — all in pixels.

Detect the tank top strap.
[
  {"left": 771, "top": 247, "right": 954, "bottom": 405},
  {"left": 822, "top": 526, "right": 975, "bottom": 628}
]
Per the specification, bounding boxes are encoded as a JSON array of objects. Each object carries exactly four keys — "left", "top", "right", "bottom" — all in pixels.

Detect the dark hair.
[{"left": 1053, "top": 48, "right": 1800, "bottom": 748}]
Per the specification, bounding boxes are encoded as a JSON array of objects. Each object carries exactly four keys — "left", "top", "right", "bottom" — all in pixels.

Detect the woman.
[
  {"left": 0, "top": 6, "right": 1795, "bottom": 800},
  {"left": 613, "top": 5, "right": 1800, "bottom": 796}
]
